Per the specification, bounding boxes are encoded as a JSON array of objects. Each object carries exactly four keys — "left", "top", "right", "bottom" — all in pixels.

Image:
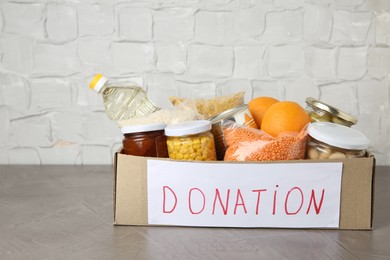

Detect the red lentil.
[{"left": 223, "top": 125, "right": 308, "bottom": 161}]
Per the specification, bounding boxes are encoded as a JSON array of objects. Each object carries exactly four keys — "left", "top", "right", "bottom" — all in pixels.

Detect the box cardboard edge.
[{"left": 114, "top": 154, "right": 375, "bottom": 230}]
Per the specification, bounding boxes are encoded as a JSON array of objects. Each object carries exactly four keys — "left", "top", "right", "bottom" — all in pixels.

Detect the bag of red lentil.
[{"left": 222, "top": 121, "right": 308, "bottom": 161}]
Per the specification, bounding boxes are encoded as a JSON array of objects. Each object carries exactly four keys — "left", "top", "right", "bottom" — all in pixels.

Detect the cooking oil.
[{"left": 89, "top": 74, "right": 160, "bottom": 122}]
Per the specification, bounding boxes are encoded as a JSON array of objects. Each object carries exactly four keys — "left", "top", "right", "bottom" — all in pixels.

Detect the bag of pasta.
[
  {"left": 223, "top": 121, "right": 308, "bottom": 161},
  {"left": 169, "top": 92, "right": 245, "bottom": 119}
]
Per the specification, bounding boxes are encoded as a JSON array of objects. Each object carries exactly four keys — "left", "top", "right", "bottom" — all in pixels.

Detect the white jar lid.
[
  {"left": 165, "top": 120, "right": 211, "bottom": 136},
  {"left": 121, "top": 123, "right": 166, "bottom": 134},
  {"left": 308, "top": 122, "right": 369, "bottom": 150}
]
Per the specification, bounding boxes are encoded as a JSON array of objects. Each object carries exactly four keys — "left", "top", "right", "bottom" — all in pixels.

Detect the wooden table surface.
[{"left": 0, "top": 165, "right": 389, "bottom": 260}]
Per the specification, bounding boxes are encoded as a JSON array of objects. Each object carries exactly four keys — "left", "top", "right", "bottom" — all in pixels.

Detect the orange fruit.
[
  {"left": 248, "top": 97, "right": 279, "bottom": 128},
  {"left": 261, "top": 101, "right": 310, "bottom": 137}
]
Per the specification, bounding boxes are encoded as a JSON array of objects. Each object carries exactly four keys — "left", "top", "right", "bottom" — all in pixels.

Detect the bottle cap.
[
  {"left": 89, "top": 74, "right": 108, "bottom": 93},
  {"left": 165, "top": 120, "right": 211, "bottom": 137},
  {"left": 121, "top": 123, "right": 166, "bottom": 134},
  {"left": 308, "top": 122, "right": 369, "bottom": 150}
]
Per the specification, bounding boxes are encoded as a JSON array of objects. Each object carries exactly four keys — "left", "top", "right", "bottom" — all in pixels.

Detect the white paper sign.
[{"left": 147, "top": 160, "right": 343, "bottom": 228}]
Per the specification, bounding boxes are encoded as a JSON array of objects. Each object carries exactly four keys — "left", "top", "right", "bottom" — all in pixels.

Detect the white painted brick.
[
  {"left": 0, "top": 9, "right": 3, "bottom": 31},
  {"left": 0, "top": 106, "right": 10, "bottom": 146},
  {"left": 46, "top": 4, "right": 77, "bottom": 43},
  {"left": 375, "top": 12, "right": 390, "bottom": 45},
  {"left": 48, "top": 111, "right": 83, "bottom": 144},
  {"left": 39, "top": 145, "right": 81, "bottom": 165},
  {"left": 233, "top": 46, "right": 265, "bottom": 79},
  {"left": 2, "top": 3, "right": 45, "bottom": 39},
  {"left": 82, "top": 112, "right": 121, "bottom": 145},
  {"left": 187, "top": 44, "right": 233, "bottom": 77},
  {"left": 154, "top": 8, "right": 195, "bottom": 41},
  {"left": 8, "top": 148, "right": 41, "bottom": 165},
  {"left": 77, "top": 4, "right": 114, "bottom": 37},
  {"left": 235, "top": 6, "right": 265, "bottom": 39},
  {"left": 81, "top": 145, "right": 113, "bottom": 165},
  {"left": 29, "top": 78, "right": 72, "bottom": 109},
  {"left": 362, "top": 0, "right": 390, "bottom": 11},
  {"left": 367, "top": 47, "right": 390, "bottom": 79},
  {"left": 331, "top": 10, "right": 372, "bottom": 44},
  {"left": 274, "top": 0, "right": 305, "bottom": 8},
  {"left": 354, "top": 113, "right": 380, "bottom": 148},
  {"left": 111, "top": 42, "right": 155, "bottom": 73},
  {"left": 78, "top": 37, "right": 112, "bottom": 69},
  {"left": 303, "top": 4, "right": 332, "bottom": 42},
  {"left": 262, "top": 10, "right": 303, "bottom": 43},
  {"left": 0, "top": 35, "right": 33, "bottom": 74},
  {"left": 0, "top": 73, "right": 29, "bottom": 111},
  {"left": 33, "top": 42, "right": 81, "bottom": 76},
  {"left": 117, "top": 7, "right": 152, "bottom": 41},
  {"left": 333, "top": 0, "right": 365, "bottom": 8},
  {"left": 305, "top": 47, "right": 336, "bottom": 79},
  {"left": 10, "top": 116, "right": 52, "bottom": 147},
  {"left": 319, "top": 82, "right": 358, "bottom": 116},
  {"left": 266, "top": 45, "right": 304, "bottom": 77},
  {"left": 305, "top": 0, "right": 331, "bottom": 4},
  {"left": 176, "top": 80, "right": 216, "bottom": 99},
  {"left": 195, "top": 11, "right": 235, "bottom": 44},
  {"left": 337, "top": 46, "right": 367, "bottom": 80},
  {"left": 216, "top": 79, "right": 252, "bottom": 103},
  {"left": 357, "top": 79, "right": 389, "bottom": 114},
  {"left": 0, "top": 149, "right": 8, "bottom": 164},
  {"left": 283, "top": 77, "right": 320, "bottom": 107},
  {"left": 145, "top": 72, "right": 178, "bottom": 109},
  {"left": 251, "top": 80, "right": 284, "bottom": 101},
  {"left": 155, "top": 43, "right": 186, "bottom": 74}
]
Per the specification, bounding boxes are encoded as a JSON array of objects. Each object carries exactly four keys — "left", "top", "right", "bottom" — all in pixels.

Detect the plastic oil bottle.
[{"left": 89, "top": 74, "right": 160, "bottom": 122}]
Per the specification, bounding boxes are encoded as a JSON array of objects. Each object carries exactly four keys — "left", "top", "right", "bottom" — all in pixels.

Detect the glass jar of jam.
[
  {"left": 305, "top": 97, "right": 357, "bottom": 127},
  {"left": 120, "top": 123, "right": 168, "bottom": 158},
  {"left": 306, "top": 122, "right": 369, "bottom": 160},
  {"left": 164, "top": 120, "right": 217, "bottom": 161}
]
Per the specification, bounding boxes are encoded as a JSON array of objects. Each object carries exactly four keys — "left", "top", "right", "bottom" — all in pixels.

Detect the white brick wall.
[{"left": 0, "top": 0, "right": 389, "bottom": 165}]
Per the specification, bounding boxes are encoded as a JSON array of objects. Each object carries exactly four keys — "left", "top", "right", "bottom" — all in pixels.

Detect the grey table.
[{"left": 0, "top": 165, "right": 389, "bottom": 260}]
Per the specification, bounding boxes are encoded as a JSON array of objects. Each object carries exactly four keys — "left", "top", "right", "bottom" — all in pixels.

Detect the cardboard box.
[{"left": 114, "top": 153, "right": 375, "bottom": 230}]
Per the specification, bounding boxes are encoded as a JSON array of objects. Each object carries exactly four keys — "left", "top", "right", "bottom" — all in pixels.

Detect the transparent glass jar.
[
  {"left": 305, "top": 97, "right": 357, "bottom": 127},
  {"left": 306, "top": 122, "right": 369, "bottom": 160},
  {"left": 121, "top": 123, "right": 168, "bottom": 158},
  {"left": 209, "top": 105, "right": 256, "bottom": 160},
  {"left": 165, "top": 120, "right": 217, "bottom": 161}
]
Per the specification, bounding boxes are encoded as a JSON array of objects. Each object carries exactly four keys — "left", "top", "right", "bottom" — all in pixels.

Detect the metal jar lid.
[
  {"left": 305, "top": 97, "right": 358, "bottom": 125},
  {"left": 209, "top": 105, "right": 248, "bottom": 125}
]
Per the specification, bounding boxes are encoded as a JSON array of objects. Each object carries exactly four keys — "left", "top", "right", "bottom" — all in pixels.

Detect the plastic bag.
[
  {"left": 169, "top": 92, "right": 245, "bottom": 119},
  {"left": 223, "top": 121, "right": 308, "bottom": 161}
]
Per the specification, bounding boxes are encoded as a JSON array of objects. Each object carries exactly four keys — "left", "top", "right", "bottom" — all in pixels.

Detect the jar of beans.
[
  {"left": 164, "top": 120, "right": 217, "bottom": 161},
  {"left": 306, "top": 122, "right": 369, "bottom": 160},
  {"left": 121, "top": 123, "right": 168, "bottom": 158},
  {"left": 305, "top": 97, "right": 357, "bottom": 127}
]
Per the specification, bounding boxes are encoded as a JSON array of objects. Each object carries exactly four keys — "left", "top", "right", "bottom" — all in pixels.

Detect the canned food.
[
  {"left": 306, "top": 122, "right": 369, "bottom": 160},
  {"left": 209, "top": 105, "right": 256, "bottom": 160},
  {"left": 121, "top": 123, "right": 168, "bottom": 158},
  {"left": 165, "top": 120, "right": 217, "bottom": 161},
  {"left": 305, "top": 97, "right": 357, "bottom": 127}
]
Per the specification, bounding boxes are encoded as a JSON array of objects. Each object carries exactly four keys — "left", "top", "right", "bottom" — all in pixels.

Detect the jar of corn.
[{"left": 164, "top": 120, "right": 217, "bottom": 161}]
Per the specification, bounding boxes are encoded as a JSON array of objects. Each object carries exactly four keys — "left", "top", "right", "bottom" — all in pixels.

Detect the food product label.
[{"left": 147, "top": 160, "right": 343, "bottom": 228}]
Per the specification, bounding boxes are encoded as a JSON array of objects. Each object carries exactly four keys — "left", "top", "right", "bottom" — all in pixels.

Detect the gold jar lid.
[{"left": 305, "top": 97, "right": 358, "bottom": 125}]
